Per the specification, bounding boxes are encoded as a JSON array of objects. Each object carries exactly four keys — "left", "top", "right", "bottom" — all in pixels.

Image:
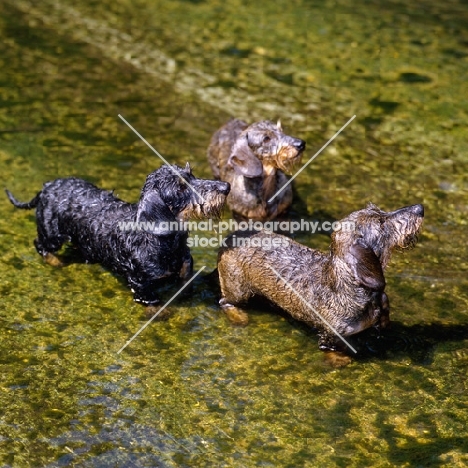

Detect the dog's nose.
[
  {"left": 392, "top": 203, "right": 424, "bottom": 218},
  {"left": 412, "top": 204, "right": 424, "bottom": 217},
  {"left": 219, "top": 182, "right": 230, "bottom": 195},
  {"left": 294, "top": 139, "right": 306, "bottom": 151}
]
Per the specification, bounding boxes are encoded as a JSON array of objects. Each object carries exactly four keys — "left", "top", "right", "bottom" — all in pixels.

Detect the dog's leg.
[
  {"left": 377, "top": 292, "right": 390, "bottom": 331},
  {"left": 218, "top": 263, "right": 251, "bottom": 326},
  {"left": 178, "top": 253, "right": 194, "bottom": 299},
  {"left": 130, "top": 279, "right": 176, "bottom": 321},
  {"left": 144, "top": 253, "right": 192, "bottom": 320},
  {"left": 34, "top": 235, "right": 65, "bottom": 268},
  {"left": 145, "top": 304, "right": 173, "bottom": 320},
  {"left": 219, "top": 297, "right": 249, "bottom": 326},
  {"left": 143, "top": 298, "right": 174, "bottom": 321},
  {"left": 131, "top": 282, "right": 159, "bottom": 309},
  {"left": 318, "top": 331, "right": 352, "bottom": 367},
  {"left": 179, "top": 255, "right": 193, "bottom": 281},
  {"left": 366, "top": 291, "right": 391, "bottom": 335},
  {"left": 323, "top": 351, "right": 353, "bottom": 368},
  {"left": 43, "top": 252, "right": 64, "bottom": 267}
]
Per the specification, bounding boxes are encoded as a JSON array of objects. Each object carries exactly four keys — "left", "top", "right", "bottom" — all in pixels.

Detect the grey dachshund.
[
  {"left": 207, "top": 119, "right": 305, "bottom": 220},
  {"left": 217, "top": 203, "right": 424, "bottom": 366}
]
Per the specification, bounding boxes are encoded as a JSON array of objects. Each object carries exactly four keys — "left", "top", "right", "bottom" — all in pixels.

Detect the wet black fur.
[{"left": 6, "top": 164, "right": 230, "bottom": 305}]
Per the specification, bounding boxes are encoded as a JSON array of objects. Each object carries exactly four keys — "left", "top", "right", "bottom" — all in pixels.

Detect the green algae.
[{"left": 0, "top": 0, "right": 467, "bottom": 466}]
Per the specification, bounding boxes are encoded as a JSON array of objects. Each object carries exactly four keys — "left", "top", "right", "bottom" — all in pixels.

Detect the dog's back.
[
  {"left": 41, "top": 177, "right": 131, "bottom": 236},
  {"left": 39, "top": 177, "right": 129, "bottom": 216},
  {"left": 8, "top": 177, "right": 132, "bottom": 260},
  {"left": 218, "top": 230, "right": 330, "bottom": 322}
]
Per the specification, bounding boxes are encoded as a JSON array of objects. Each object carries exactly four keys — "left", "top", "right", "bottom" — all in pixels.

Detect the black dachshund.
[{"left": 6, "top": 164, "right": 229, "bottom": 313}]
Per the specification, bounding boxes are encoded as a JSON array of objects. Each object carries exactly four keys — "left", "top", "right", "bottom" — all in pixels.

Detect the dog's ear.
[
  {"left": 228, "top": 136, "right": 263, "bottom": 178},
  {"left": 348, "top": 239, "right": 386, "bottom": 291},
  {"left": 136, "top": 190, "right": 173, "bottom": 223},
  {"left": 276, "top": 119, "right": 282, "bottom": 131}
]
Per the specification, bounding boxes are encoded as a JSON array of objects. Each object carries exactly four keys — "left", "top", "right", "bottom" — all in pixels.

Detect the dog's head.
[
  {"left": 332, "top": 203, "right": 424, "bottom": 290},
  {"left": 227, "top": 120, "right": 305, "bottom": 177},
  {"left": 137, "top": 163, "right": 230, "bottom": 223}
]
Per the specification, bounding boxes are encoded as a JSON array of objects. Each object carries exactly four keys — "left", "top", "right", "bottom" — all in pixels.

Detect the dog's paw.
[
  {"left": 43, "top": 252, "right": 64, "bottom": 268},
  {"left": 221, "top": 304, "right": 249, "bottom": 326},
  {"left": 323, "top": 351, "right": 353, "bottom": 368},
  {"left": 145, "top": 305, "right": 173, "bottom": 321}
]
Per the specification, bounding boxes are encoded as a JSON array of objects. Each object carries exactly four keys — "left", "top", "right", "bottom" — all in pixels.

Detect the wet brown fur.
[{"left": 217, "top": 203, "right": 424, "bottom": 366}]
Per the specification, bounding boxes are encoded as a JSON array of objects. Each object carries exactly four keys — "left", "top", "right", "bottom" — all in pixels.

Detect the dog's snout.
[
  {"left": 412, "top": 204, "right": 424, "bottom": 217},
  {"left": 390, "top": 203, "right": 424, "bottom": 218},
  {"left": 294, "top": 139, "right": 306, "bottom": 151},
  {"left": 219, "top": 181, "right": 231, "bottom": 195}
]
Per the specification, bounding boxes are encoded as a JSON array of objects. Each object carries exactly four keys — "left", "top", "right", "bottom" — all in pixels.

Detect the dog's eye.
[{"left": 262, "top": 135, "right": 271, "bottom": 144}]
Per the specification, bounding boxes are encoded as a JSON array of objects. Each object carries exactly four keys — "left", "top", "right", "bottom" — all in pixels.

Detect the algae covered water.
[{"left": 0, "top": 0, "right": 467, "bottom": 466}]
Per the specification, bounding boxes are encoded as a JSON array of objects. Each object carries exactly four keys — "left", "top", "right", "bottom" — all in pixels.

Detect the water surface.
[{"left": 0, "top": 0, "right": 467, "bottom": 466}]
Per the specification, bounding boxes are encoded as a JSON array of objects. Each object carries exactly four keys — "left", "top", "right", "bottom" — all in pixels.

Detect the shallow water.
[{"left": 0, "top": 0, "right": 467, "bottom": 466}]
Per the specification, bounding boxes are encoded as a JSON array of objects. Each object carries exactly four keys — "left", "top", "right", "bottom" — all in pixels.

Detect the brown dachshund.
[{"left": 217, "top": 203, "right": 424, "bottom": 366}]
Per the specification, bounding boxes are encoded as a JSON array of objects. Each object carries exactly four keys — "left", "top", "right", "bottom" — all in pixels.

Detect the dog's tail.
[{"left": 5, "top": 188, "right": 40, "bottom": 210}]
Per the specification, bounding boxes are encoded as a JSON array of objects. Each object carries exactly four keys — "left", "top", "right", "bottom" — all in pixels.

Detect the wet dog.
[
  {"left": 217, "top": 203, "right": 424, "bottom": 366},
  {"left": 207, "top": 119, "right": 305, "bottom": 220},
  {"left": 6, "top": 164, "right": 229, "bottom": 315}
]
